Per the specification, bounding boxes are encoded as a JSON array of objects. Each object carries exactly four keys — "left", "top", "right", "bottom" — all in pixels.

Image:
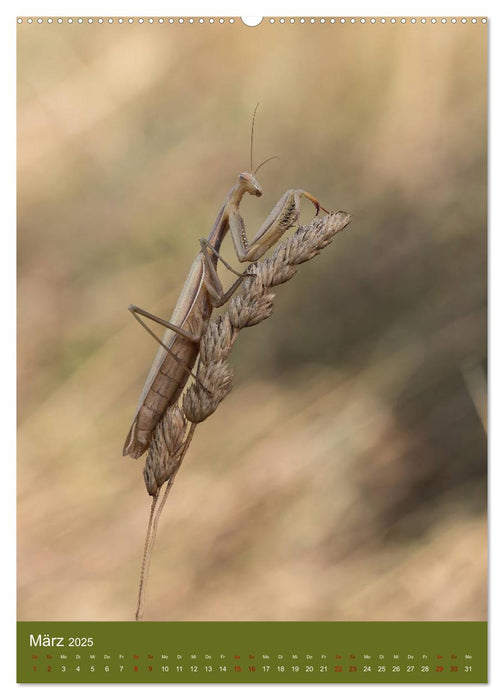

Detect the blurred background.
[{"left": 17, "top": 18, "right": 486, "bottom": 621}]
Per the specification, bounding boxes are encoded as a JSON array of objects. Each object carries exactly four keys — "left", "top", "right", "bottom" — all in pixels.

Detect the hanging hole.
[{"left": 241, "top": 16, "right": 263, "bottom": 27}]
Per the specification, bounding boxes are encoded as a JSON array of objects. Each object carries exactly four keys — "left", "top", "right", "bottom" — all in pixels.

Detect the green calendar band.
[{"left": 17, "top": 621, "right": 487, "bottom": 683}]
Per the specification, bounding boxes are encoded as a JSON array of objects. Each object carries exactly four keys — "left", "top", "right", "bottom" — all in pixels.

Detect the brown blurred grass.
[{"left": 17, "top": 20, "right": 486, "bottom": 620}]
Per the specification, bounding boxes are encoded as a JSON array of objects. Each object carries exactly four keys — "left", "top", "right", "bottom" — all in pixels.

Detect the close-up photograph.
[{"left": 15, "top": 12, "right": 487, "bottom": 686}]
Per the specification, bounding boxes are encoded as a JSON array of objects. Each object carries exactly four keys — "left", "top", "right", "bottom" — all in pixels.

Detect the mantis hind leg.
[
  {"left": 129, "top": 305, "right": 204, "bottom": 387},
  {"left": 129, "top": 305, "right": 199, "bottom": 343}
]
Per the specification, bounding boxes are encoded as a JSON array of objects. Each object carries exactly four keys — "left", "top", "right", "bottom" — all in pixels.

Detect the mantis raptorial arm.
[{"left": 228, "top": 188, "right": 330, "bottom": 263}]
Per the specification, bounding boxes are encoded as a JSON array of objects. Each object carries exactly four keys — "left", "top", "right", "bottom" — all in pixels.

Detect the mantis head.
[{"left": 239, "top": 172, "right": 262, "bottom": 197}]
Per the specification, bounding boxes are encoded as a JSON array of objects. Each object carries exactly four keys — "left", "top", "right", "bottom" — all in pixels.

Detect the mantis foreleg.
[{"left": 228, "top": 188, "right": 329, "bottom": 262}]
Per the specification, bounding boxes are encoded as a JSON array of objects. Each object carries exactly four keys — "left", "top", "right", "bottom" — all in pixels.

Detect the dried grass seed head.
[
  {"left": 182, "top": 361, "right": 234, "bottom": 423},
  {"left": 200, "top": 314, "right": 234, "bottom": 365}
]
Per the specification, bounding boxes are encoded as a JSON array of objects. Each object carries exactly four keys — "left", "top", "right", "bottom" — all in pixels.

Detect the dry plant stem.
[
  {"left": 135, "top": 421, "right": 198, "bottom": 621},
  {"left": 136, "top": 211, "right": 351, "bottom": 620},
  {"left": 135, "top": 494, "right": 158, "bottom": 621}
]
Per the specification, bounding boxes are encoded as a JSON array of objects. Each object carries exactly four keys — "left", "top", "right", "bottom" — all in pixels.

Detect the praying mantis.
[{"left": 123, "top": 120, "right": 330, "bottom": 460}]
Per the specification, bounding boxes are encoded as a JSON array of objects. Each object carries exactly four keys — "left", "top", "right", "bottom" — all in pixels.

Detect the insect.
[{"left": 123, "top": 115, "right": 329, "bottom": 459}]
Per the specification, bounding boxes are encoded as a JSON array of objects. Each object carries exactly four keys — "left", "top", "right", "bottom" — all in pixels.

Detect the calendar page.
[{"left": 16, "top": 14, "right": 487, "bottom": 684}]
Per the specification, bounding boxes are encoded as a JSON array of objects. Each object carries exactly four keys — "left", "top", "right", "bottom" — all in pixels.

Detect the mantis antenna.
[
  {"left": 250, "top": 103, "right": 280, "bottom": 175},
  {"left": 250, "top": 102, "right": 260, "bottom": 172},
  {"left": 254, "top": 155, "right": 280, "bottom": 175}
]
